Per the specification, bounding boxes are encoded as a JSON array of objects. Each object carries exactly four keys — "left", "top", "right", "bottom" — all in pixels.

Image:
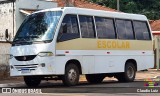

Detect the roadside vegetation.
[{"left": 87, "top": 0, "right": 160, "bottom": 20}]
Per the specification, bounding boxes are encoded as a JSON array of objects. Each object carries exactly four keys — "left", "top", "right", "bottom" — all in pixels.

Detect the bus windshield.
[{"left": 13, "top": 11, "right": 62, "bottom": 44}]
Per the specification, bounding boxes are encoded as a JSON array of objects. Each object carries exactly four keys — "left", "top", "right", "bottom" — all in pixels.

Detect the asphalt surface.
[
  {"left": 0, "top": 79, "right": 160, "bottom": 93},
  {"left": 0, "top": 69, "right": 160, "bottom": 95}
]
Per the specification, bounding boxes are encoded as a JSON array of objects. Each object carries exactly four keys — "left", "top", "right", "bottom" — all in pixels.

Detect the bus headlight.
[{"left": 38, "top": 52, "right": 53, "bottom": 57}]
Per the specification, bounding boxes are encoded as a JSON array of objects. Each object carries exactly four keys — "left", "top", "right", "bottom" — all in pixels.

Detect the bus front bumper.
[{"left": 10, "top": 56, "right": 57, "bottom": 76}]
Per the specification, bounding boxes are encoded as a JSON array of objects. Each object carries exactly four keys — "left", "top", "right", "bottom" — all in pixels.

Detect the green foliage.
[{"left": 87, "top": 0, "right": 160, "bottom": 20}]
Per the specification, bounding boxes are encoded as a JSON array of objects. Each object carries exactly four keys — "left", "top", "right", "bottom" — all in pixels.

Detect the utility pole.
[
  {"left": 117, "top": 0, "right": 120, "bottom": 11},
  {"left": 66, "top": 0, "right": 69, "bottom": 7},
  {"left": 12, "top": 0, "right": 15, "bottom": 38}
]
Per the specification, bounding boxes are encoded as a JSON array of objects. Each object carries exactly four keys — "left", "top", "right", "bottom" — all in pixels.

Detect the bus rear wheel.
[
  {"left": 24, "top": 76, "right": 41, "bottom": 87},
  {"left": 86, "top": 74, "right": 105, "bottom": 84},
  {"left": 62, "top": 64, "right": 80, "bottom": 86},
  {"left": 116, "top": 62, "right": 136, "bottom": 82}
]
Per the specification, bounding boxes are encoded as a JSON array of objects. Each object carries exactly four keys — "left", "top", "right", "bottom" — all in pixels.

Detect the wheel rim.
[
  {"left": 127, "top": 66, "right": 134, "bottom": 79},
  {"left": 68, "top": 69, "right": 77, "bottom": 83}
]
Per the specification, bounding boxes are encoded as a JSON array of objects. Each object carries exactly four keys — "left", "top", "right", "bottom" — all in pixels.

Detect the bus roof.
[{"left": 33, "top": 7, "right": 148, "bottom": 21}]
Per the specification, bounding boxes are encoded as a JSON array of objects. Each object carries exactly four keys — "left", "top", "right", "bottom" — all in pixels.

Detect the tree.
[{"left": 87, "top": 0, "right": 160, "bottom": 20}]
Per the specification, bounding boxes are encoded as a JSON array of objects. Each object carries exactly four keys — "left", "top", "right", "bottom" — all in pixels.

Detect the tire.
[
  {"left": 24, "top": 76, "right": 41, "bottom": 87},
  {"left": 86, "top": 74, "right": 105, "bottom": 84},
  {"left": 116, "top": 62, "right": 136, "bottom": 82},
  {"left": 62, "top": 64, "right": 80, "bottom": 86}
]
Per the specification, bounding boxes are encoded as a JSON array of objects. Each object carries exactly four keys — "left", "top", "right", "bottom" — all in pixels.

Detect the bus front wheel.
[
  {"left": 62, "top": 64, "right": 80, "bottom": 86},
  {"left": 116, "top": 62, "right": 136, "bottom": 82},
  {"left": 24, "top": 76, "right": 41, "bottom": 87}
]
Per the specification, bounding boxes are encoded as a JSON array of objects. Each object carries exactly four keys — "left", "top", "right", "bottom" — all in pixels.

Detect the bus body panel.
[
  {"left": 55, "top": 50, "right": 154, "bottom": 73},
  {"left": 10, "top": 7, "right": 154, "bottom": 77},
  {"left": 10, "top": 43, "right": 56, "bottom": 76},
  {"left": 56, "top": 38, "right": 153, "bottom": 73}
]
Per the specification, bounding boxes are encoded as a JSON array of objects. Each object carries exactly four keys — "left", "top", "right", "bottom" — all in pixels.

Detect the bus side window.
[
  {"left": 116, "top": 19, "right": 134, "bottom": 40},
  {"left": 57, "top": 23, "right": 66, "bottom": 40},
  {"left": 79, "top": 15, "right": 96, "bottom": 38},
  {"left": 95, "top": 17, "right": 116, "bottom": 39},
  {"left": 57, "top": 14, "right": 80, "bottom": 42},
  {"left": 133, "top": 21, "right": 151, "bottom": 40}
]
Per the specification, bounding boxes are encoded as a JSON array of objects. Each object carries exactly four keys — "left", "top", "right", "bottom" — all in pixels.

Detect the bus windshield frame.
[{"left": 13, "top": 11, "right": 62, "bottom": 45}]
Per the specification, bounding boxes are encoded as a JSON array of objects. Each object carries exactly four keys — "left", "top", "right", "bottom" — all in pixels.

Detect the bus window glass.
[
  {"left": 125, "top": 20, "right": 134, "bottom": 39},
  {"left": 116, "top": 19, "right": 134, "bottom": 39},
  {"left": 58, "top": 14, "right": 79, "bottom": 41},
  {"left": 79, "top": 16, "right": 95, "bottom": 38},
  {"left": 133, "top": 21, "right": 150, "bottom": 40},
  {"left": 95, "top": 17, "right": 116, "bottom": 39},
  {"left": 14, "top": 11, "right": 62, "bottom": 43},
  {"left": 116, "top": 20, "right": 126, "bottom": 39}
]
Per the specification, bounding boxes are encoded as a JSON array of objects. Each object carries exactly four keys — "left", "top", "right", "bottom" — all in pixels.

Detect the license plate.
[{"left": 21, "top": 68, "right": 30, "bottom": 73}]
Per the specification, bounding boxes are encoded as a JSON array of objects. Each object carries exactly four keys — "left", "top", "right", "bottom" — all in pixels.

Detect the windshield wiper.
[
  {"left": 12, "top": 37, "right": 33, "bottom": 45},
  {"left": 13, "top": 39, "right": 30, "bottom": 44}
]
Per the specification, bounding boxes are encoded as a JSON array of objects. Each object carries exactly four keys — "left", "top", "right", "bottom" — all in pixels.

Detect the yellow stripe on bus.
[{"left": 56, "top": 38, "right": 153, "bottom": 50}]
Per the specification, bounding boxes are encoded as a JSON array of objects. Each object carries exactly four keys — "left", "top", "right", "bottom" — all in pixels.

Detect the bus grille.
[
  {"left": 14, "top": 64, "right": 38, "bottom": 71},
  {"left": 14, "top": 55, "right": 37, "bottom": 61}
]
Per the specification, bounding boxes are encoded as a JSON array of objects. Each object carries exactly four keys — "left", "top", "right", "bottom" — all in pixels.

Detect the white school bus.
[{"left": 9, "top": 7, "right": 154, "bottom": 87}]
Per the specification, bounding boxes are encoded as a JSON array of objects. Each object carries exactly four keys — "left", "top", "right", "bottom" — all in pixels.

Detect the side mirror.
[{"left": 5, "top": 29, "right": 9, "bottom": 40}]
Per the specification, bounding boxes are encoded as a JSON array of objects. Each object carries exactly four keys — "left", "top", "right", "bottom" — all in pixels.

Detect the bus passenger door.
[{"left": 82, "top": 56, "right": 95, "bottom": 74}]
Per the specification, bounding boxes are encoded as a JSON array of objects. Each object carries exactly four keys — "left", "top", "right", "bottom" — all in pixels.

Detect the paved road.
[
  {"left": 0, "top": 80, "right": 160, "bottom": 95},
  {"left": 0, "top": 80, "right": 147, "bottom": 88},
  {"left": 1, "top": 69, "right": 160, "bottom": 95}
]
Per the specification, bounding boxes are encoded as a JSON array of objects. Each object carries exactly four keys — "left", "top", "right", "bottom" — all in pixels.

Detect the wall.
[
  {"left": 0, "top": 3, "right": 14, "bottom": 41},
  {"left": 0, "top": 43, "right": 11, "bottom": 64},
  {"left": 0, "top": 2, "right": 13, "bottom": 78},
  {"left": 154, "top": 36, "right": 160, "bottom": 70},
  {"left": 0, "top": 42, "right": 11, "bottom": 79}
]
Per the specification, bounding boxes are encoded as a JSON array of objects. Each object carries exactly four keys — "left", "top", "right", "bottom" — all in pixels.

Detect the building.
[
  {"left": 0, "top": 2, "right": 13, "bottom": 68},
  {"left": 150, "top": 20, "right": 160, "bottom": 36},
  {"left": 0, "top": 2, "right": 13, "bottom": 41},
  {"left": 149, "top": 20, "right": 160, "bottom": 69}
]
